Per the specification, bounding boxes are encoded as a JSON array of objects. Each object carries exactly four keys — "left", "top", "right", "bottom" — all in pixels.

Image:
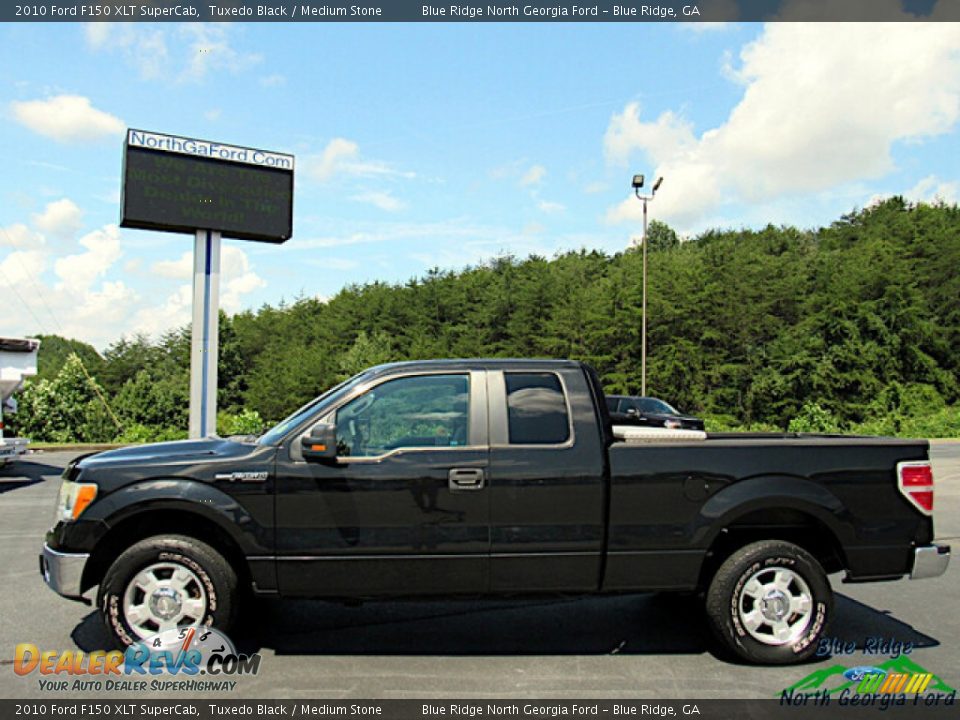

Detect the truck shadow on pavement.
[
  {"left": 0, "top": 458, "right": 61, "bottom": 494},
  {"left": 71, "top": 591, "right": 939, "bottom": 661}
]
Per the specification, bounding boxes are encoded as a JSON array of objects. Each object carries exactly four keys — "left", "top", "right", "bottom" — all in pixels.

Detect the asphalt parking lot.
[{"left": 1, "top": 445, "right": 958, "bottom": 699}]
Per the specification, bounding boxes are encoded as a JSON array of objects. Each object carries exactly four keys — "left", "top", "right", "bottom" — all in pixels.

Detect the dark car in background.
[{"left": 606, "top": 395, "right": 706, "bottom": 431}]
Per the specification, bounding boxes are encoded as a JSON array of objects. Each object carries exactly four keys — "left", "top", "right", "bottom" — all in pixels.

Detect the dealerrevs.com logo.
[{"left": 14, "top": 626, "right": 260, "bottom": 692}]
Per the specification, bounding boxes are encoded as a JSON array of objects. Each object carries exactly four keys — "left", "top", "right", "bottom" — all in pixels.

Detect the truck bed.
[{"left": 603, "top": 434, "right": 931, "bottom": 591}]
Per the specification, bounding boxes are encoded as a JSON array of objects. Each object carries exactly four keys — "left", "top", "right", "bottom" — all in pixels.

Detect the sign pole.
[{"left": 189, "top": 229, "right": 221, "bottom": 438}]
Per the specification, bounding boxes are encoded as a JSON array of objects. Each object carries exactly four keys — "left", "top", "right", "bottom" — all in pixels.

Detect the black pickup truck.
[{"left": 41, "top": 359, "right": 949, "bottom": 664}]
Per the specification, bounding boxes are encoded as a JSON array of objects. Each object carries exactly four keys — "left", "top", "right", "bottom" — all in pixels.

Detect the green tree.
[
  {"left": 17, "top": 355, "right": 114, "bottom": 442},
  {"left": 644, "top": 220, "right": 679, "bottom": 252},
  {"left": 337, "top": 330, "right": 394, "bottom": 380}
]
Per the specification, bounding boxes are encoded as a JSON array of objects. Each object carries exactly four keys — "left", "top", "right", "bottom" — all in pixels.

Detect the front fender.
[{"left": 51, "top": 478, "right": 272, "bottom": 557}]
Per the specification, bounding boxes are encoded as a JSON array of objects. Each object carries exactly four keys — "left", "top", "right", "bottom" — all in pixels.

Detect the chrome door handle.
[{"left": 448, "top": 467, "right": 485, "bottom": 491}]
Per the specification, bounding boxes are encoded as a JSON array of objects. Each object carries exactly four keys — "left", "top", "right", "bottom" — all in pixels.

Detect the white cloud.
[
  {"left": 905, "top": 175, "right": 959, "bottom": 205},
  {"left": 180, "top": 24, "right": 262, "bottom": 82},
  {"left": 152, "top": 253, "right": 193, "bottom": 280},
  {"left": 352, "top": 191, "right": 406, "bottom": 212},
  {"left": 54, "top": 224, "right": 123, "bottom": 291},
  {"left": 146, "top": 245, "right": 265, "bottom": 316},
  {"left": 537, "top": 200, "right": 565, "bottom": 214},
  {"left": 304, "top": 138, "right": 359, "bottom": 182},
  {"left": 867, "top": 175, "right": 960, "bottom": 208},
  {"left": 0, "top": 249, "right": 46, "bottom": 285},
  {"left": 220, "top": 246, "right": 266, "bottom": 311},
  {"left": 409, "top": 236, "right": 561, "bottom": 270},
  {"left": 10, "top": 95, "right": 125, "bottom": 142},
  {"left": 303, "top": 138, "right": 414, "bottom": 184},
  {"left": 84, "top": 23, "right": 170, "bottom": 80},
  {"left": 33, "top": 198, "right": 83, "bottom": 239},
  {"left": 520, "top": 164, "right": 547, "bottom": 187},
  {"left": 604, "top": 22, "right": 960, "bottom": 230},
  {"left": 130, "top": 284, "right": 192, "bottom": 339},
  {"left": 83, "top": 23, "right": 260, "bottom": 82},
  {"left": 1, "top": 204, "right": 268, "bottom": 347},
  {"left": 65, "top": 280, "right": 139, "bottom": 334},
  {"left": 84, "top": 22, "right": 111, "bottom": 48},
  {"left": 293, "top": 220, "right": 500, "bottom": 250},
  {"left": 604, "top": 104, "right": 696, "bottom": 166},
  {"left": 0, "top": 224, "right": 43, "bottom": 249},
  {"left": 260, "top": 74, "right": 286, "bottom": 87},
  {"left": 0, "top": 223, "right": 136, "bottom": 347},
  {"left": 95, "top": 189, "right": 122, "bottom": 205},
  {"left": 292, "top": 219, "right": 607, "bottom": 274},
  {"left": 204, "top": 108, "right": 222, "bottom": 121}
]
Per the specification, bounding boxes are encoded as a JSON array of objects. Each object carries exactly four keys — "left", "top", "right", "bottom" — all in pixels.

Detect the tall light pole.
[{"left": 632, "top": 174, "right": 663, "bottom": 397}]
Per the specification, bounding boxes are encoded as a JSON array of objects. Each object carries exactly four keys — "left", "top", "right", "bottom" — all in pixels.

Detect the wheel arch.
[
  {"left": 82, "top": 507, "right": 250, "bottom": 595},
  {"left": 694, "top": 475, "right": 852, "bottom": 589}
]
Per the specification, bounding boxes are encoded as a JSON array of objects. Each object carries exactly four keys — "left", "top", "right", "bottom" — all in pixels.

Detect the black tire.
[
  {"left": 97, "top": 534, "right": 238, "bottom": 648},
  {"left": 705, "top": 540, "right": 832, "bottom": 665}
]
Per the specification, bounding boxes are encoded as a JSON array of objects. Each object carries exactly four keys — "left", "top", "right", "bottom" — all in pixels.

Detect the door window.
[
  {"left": 504, "top": 372, "right": 570, "bottom": 445},
  {"left": 335, "top": 374, "right": 470, "bottom": 457}
]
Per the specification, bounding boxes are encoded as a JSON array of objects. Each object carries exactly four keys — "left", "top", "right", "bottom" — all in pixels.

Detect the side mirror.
[
  {"left": 301, "top": 423, "right": 338, "bottom": 462},
  {"left": 626, "top": 407, "right": 640, "bottom": 417}
]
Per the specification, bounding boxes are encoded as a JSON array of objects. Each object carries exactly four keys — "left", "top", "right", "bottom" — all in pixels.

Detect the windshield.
[
  {"left": 637, "top": 397, "right": 679, "bottom": 415},
  {"left": 258, "top": 370, "right": 374, "bottom": 446}
]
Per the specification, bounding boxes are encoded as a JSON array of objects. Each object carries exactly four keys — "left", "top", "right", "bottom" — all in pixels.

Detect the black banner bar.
[
  {"left": 2, "top": 699, "right": 960, "bottom": 720},
  {"left": 5, "top": 1, "right": 960, "bottom": 23}
]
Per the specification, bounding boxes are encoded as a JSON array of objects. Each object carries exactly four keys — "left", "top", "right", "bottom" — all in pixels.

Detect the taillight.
[{"left": 897, "top": 461, "right": 934, "bottom": 515}]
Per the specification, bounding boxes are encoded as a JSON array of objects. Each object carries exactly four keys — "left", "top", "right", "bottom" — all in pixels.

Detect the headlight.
[{"left": 55, "top": 480, "right": 98, "bottom": 522}]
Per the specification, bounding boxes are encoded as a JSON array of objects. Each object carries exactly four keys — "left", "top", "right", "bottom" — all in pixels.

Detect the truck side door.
[
  {"left": 274, "top": 370, "right": 490, "bottom": 596},
  {"left": 487, "top": 367, "right": 607, "bottom": 592}
]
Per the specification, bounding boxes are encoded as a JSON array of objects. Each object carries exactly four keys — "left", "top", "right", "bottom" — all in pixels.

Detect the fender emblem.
[{"left": 214, "top": 471, "right": 269, "bottom": 483}]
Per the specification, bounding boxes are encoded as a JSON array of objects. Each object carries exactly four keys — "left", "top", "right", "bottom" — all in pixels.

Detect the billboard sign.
[{"left": 120, "top": 129, "right": 294, "bottom": 243}]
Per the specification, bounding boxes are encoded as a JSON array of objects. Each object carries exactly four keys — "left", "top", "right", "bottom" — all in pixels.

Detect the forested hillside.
[{"left": 11, "top": 198, "right": 960, "bottom": 442}]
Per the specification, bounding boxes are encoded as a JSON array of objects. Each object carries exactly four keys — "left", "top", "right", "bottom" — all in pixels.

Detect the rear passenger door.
[{"left": 487, "top": 368, "right": 607, "bottom": 592}]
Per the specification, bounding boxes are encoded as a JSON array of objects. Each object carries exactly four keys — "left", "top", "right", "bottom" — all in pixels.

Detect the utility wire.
[
  {"left": 0, "top": 229, "right": 123, "bottom": 431},
  {"left": 0, "top": 263, "right": 47, "bottom": 330},
  {"left": 70, "top": 350, "right": 122, "bottom": 431},
  {"left": 12, "top": 251, "right": 63, "bottom": 335}
]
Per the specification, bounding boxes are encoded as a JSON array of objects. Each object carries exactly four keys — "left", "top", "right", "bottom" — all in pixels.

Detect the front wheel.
[
  {"left": 705, "top": 540, "right": 832, "bottom": 664},
  {"left": 97, "top": 534, "right": 238, "bottom": 648}
]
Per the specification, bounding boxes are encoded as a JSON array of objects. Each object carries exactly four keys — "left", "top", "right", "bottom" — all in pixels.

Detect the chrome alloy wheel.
[
  {"left": 122, "top": 561, "right": 208, "bottom": 639},
  {"left": 737, "top": 566, "right": 813, "bottom": 646}
]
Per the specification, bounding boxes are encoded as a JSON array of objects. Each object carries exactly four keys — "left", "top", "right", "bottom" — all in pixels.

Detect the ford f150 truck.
[{"left": 41, "top": 359, "right": 950, "bottom": 664}]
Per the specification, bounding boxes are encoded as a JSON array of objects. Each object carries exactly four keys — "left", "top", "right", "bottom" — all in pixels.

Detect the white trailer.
[{"left": 1, "top": 337, "right": 40, "bottom": 466}]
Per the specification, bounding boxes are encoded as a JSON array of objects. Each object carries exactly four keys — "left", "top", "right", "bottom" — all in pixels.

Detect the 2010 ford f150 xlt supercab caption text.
[{"left": 40, "top": 359, "right": 950, "bottom": 664}]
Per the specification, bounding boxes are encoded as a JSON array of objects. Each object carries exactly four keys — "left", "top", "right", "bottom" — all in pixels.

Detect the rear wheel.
[
  {"left": 97, "top": 534, "right": 237, "bottom": 648},
  {"left": 705, "top": 540, "right": 832, "bottom": 664}
]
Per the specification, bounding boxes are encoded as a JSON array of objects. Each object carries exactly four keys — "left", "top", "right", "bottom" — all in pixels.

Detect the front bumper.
[
  {"left": 40, "top": 543, "right": 90, "bottom": 601},
  {"left": 910, "top": 544, "right": 950, "bottom": 580}
]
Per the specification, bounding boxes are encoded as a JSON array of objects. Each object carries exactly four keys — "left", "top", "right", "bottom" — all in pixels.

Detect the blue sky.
[{"left": 1, "top": 18, "right": 959, "bottom": 349}]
